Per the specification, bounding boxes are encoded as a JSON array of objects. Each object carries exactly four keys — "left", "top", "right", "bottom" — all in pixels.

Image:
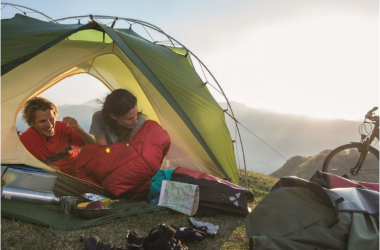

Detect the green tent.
[{"left": 1, "top": 14, "right": 239, "bottom": 195}]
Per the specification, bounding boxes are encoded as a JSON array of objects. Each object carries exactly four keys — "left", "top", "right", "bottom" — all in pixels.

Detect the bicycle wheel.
[{"left": 322, "top": 143, "right": 379, "bottom": 183}]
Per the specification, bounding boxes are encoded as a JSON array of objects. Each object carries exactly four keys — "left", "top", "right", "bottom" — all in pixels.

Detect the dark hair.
[
  {"left": 102, "top": 89, "right": 137, "bottom": 129},
  {"left": 22, "top": 97, "right": 58, "bottom": 126}
]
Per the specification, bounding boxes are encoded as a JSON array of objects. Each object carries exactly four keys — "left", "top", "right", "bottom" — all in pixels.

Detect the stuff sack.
[
  {"left": 245, "top": 176, "right": 379, "bottom": 250},
  {"left": 310, "top": 171, "right": 379, "bottom": 192},
  {"left": 172, "top": 167, "right": 254, "bottom": 216}
]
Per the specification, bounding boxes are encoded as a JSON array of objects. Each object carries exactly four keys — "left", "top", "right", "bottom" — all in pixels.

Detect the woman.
[
  {"left": 90, "top": 89, "right": 146, "bottom": 145},
  {"left": 77, "top": 88, "right": 171, "bottom": 198}
]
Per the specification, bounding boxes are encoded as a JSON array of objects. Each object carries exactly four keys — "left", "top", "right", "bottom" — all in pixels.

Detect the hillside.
[
  {"left": 16, "top": 100, "right": 361, "bottom": 175},
  {"left": 270, "top": 147, "right": 379, "bottom": 182},
  {"left": 269, "top": 150, "right": 331, "bottom": 180}
]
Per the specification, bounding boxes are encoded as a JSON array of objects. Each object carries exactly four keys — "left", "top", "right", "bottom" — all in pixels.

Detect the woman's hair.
[
  {"left": 22, "top": 97, "right": 58, "bottom": 126},
  {"left": 102, "top": 89, "right": 138, "bottom": 128}
]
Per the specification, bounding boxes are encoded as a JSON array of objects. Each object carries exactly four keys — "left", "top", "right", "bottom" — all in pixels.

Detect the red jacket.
[
  {"left": 20, "top": 121, "right": 85, "bottom": 176},
  {"left": 75, "top": 120, "right": 171, "bottom": 197}
]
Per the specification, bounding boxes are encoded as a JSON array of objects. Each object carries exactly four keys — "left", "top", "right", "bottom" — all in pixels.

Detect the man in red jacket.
[{"left": 20, "top": 97, "right": 95, "bottom": 176}]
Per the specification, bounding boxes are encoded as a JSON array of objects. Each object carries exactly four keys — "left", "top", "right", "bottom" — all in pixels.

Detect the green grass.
[{"left": 1, "top": 170, "right": 278, "bottom": 250}]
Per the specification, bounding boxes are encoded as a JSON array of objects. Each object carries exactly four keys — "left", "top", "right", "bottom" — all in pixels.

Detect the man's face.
[{"left": 32, "top": 109, "right": 56, "bottom": 137}]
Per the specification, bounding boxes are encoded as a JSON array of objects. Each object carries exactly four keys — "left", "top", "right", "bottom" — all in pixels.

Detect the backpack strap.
[{"left": 328, "top": 197, "right": 345, "bottom": 228}]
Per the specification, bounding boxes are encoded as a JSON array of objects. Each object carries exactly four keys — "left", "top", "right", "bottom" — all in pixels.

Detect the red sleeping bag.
[{"left": 75, "top": 120, "right": 171, "bottom": 197}]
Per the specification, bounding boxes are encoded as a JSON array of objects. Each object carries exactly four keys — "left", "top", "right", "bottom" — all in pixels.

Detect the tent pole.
[{"left": 236, "top": 122, "right": 248, "bottom": 189}]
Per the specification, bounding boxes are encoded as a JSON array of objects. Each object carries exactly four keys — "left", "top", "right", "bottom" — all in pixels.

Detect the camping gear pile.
[
  {"left": 245, "top": 172, "right": 379, "bottom": 250},
  {"left": 150, "top": 167, "right": 254, "bottom": 217},
  {"left": 84, "top": 219, "right": 217, "bottom": 250},
  {"left": 85, "top": 224, "right": 200, "bottom": 250}
]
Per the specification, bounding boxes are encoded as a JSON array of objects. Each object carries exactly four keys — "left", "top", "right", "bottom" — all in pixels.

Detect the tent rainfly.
[{"left": 1, "top": 14, "right": 240, "bottom": 194}]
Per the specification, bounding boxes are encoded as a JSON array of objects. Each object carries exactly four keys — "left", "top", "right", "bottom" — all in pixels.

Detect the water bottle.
[{"left": 1, "top": 186, "right": 60, "bottom": 205}]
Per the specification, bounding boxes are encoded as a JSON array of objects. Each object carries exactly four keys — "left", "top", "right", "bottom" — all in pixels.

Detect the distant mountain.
[
  {"left": 82, "top": 99, "right": 103, "bottom": 109},
  {"left": 221, "top": 102, "right": 362, "bottom": 174},
  {"left": 270, "top": 148, "right": 379, "bottom": 181},
  {"left": 269, "top": 150, "right": 330, "bottom": 180},
  {"left": 16, "top": 100, "right": 362, "bottom": 175}
]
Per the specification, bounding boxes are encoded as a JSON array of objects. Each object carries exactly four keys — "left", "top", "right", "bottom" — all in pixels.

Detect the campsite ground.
[{"left": 1, "top": 171, "right": 278, "bottom": 250}]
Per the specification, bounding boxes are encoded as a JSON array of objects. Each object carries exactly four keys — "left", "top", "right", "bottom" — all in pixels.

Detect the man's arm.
[{"left": 62, "top": 117, "right": 95, "bottom": 144}]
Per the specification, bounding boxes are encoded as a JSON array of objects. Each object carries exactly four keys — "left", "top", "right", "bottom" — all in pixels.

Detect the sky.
[{"left": 1, "top": 0, "right": 379, "bottom": 121}]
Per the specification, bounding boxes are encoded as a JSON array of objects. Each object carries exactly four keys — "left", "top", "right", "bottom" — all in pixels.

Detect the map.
[{"left": 158, "top": 180, "right": 199, "bottom": 216}]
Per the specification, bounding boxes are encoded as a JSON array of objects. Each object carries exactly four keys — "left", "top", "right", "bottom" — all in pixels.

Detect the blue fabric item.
[
  {"left": 1, "top": 164, "right": 50, "bottom": 174},
  {"left": 148, "top": 170, "right": 174, "bottom": 204}
]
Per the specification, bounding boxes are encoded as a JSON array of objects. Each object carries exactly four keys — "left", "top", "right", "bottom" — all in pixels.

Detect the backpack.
[
  {"left": 245, "top": 175, "right": 379, "bottom": 250},
  {"left": 172, "top": 167, "right": 254, "bottom": 216}
]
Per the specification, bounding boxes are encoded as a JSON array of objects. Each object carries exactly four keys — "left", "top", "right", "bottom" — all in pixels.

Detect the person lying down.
[{"left": 76, "top": 89, "right": 171, "bottom": 198}]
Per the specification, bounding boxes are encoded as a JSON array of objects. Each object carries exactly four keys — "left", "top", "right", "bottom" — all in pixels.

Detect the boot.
[{"left": 85, "top": 236, "right": 125, "bottom": 250}]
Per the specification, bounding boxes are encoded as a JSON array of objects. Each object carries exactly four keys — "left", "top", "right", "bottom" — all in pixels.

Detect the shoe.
[
  {"left": 126, "top": 224, "right": 188, "bottom": 250},
  {"left": 170, "top": 224, "right": 207, "bottom": 243},
  {"left": 85, "top": 236, "right": 108, "bottom": 250},
  {"left": 85, "top": 236, "right": 125, "bottom": 250},
  {"left": 148, "top": 224, "right": 188, "bottom": 250},
  {"left": 125, "top": 230, "right": 146, "bottom": 249}
]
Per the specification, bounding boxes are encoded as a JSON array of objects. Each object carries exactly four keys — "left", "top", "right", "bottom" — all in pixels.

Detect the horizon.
[{"left": 39, "top": 85, "right": 366, "bottom": 122}]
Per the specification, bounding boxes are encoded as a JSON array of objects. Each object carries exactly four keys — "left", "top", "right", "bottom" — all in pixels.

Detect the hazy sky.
[{"left": 2, "top": 0, "right": 379, "bottom": 121}]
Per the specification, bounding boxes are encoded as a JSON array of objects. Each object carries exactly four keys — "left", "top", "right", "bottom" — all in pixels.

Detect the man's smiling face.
[{"left": 32, "top": 109, "right": 56, "bottom": 137}]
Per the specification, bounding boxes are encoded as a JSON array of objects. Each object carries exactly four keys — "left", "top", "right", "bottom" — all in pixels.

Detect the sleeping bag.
[{"left": 75, "top": 120, "right": 171, "bottom": 197}]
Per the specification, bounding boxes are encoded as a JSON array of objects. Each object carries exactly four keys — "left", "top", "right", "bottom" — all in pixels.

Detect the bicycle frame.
[{"left": 350, "top": 113, "right": 379, "bottom": 176}]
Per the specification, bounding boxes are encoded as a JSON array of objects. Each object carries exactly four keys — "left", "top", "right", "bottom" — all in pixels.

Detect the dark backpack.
[{"left": 172, "top": 167, "right": 254, "bottom": 216}]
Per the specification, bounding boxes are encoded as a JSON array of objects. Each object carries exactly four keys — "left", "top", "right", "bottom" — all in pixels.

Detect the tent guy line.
[{"left": 225, "top": 111, "right": 289, "bottom": 162}]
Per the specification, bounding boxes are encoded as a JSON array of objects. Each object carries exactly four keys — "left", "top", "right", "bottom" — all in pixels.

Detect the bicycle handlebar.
[
  {"left": 365, "top": 107, "right": 378, "bottom": 120},
  {"left": 369, "top": 107, "right": 378, "bottom": 113}
]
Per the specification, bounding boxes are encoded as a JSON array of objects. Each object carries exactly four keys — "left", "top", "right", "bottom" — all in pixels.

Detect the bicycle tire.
[{"left": 322, "top": 143, "right": 379, "bottom": 183}]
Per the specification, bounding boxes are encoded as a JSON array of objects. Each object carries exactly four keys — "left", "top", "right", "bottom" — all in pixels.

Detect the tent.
[{"left": 1, "top": 13, "right": 240, "bottom": 195}]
